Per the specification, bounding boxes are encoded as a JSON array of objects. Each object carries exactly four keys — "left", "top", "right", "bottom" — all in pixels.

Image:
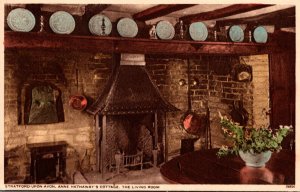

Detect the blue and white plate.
[
  {"left": 156, "top": 20, "right": 175, "bottom": 40},
  {"left": 229, "top": 25, "right": 244, "bottom": 42},
  {"left": 7, "top": 8, "right": 36, "bottom": 32},
  {"left": 189, "top": 22, "right": 208, "bottom": 41},
  {"left": 117, "top": 18, "right": 138, "bottom": 38},
  {"left": 49, "top": 11, "right": 75, "bottom": 34},
  {"left": 89, "top": 14, "right": 112, "bottom": 36},
  {"left": 253, "top": 26, "right": 268, "bottom": 43}
]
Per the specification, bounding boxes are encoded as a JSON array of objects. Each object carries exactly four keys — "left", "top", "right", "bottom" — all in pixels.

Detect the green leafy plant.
[{"left": 217, "top": 112, "right": 293, "bottom": 157}]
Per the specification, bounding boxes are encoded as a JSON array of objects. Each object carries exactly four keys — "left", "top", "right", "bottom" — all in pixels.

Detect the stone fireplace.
[
  {"left": 86, "top": 53, "right": 178, "bottom": 177},
  {"left": 27, "top": 141, "right": 67, "bottom": 183}
]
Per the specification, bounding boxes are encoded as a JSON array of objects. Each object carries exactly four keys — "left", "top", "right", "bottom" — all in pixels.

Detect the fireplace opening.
[
  {"left": 36, "top": 154, "right": 58, "bottom": 183},
  {"left": 27, "top": 141, "right": 67, "bottom": 184},
  {"left": 105, "top": 113, "right": 166, "bottom": 175},
  {"left": 106, "top": 114, "right": 156, "bottom": 166}
]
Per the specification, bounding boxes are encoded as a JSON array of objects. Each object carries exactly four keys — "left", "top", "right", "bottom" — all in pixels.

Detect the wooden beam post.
[
  {"left": 154, "top": 112, "right": 158, "bottom": 148},
  {"left": 164, "top": 113, "right": 168, "bottom": 162},
  {"left": 153, "top": 112, "right": 159, "bottom": 167},
  {"left": 101, "top": 115, "right": 107, "bottom": 179},
  {"left": 95, "top": 115, "right": 100, "bottom": 172}
]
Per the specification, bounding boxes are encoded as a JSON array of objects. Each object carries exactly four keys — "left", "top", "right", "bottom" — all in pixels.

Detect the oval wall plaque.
[{"left": 7, "top": 8, "right": 36, "bottom": 32}]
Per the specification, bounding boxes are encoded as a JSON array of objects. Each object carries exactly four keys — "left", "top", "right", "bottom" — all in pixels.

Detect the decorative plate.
[
  {"left": 189, "top": 22, "right": 208, "bottom": 41},
  {"left": 117, "top": 18, "right": 138, "bottom": 38},
  {"left": 7, "top": 8, "right": 36, "bottom": 32},
  {"left": 253, "top": 26, "right": 268, "bottom": 43},
  {"left": 156, "top": 20, "right": 175, "bottom": 40},
  {"left": 49, "top": 11, "right": 75, "bottom": 34},
  {"left": 89, "top": 14, "right": 112, "bottom": 36},
  {"left": 229, "top": 25, "right": 244, "bottom": 42}
]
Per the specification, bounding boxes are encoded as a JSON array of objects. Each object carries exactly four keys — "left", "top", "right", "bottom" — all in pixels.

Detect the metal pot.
[{"left": 69, "top": 95, "right": 87, "bottom": 111}]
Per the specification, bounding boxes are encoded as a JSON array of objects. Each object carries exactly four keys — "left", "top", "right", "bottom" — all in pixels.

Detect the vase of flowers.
[
  {"left": 238, "top": 150, "right": 272, "bottom": 167},
  {"left": 217, "top": 112, "right": 293, "bottom": 167}
]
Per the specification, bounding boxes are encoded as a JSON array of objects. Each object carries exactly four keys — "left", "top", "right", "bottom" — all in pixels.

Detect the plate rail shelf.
[{"left": 5, "top": 31, "right": 279, "bottom": 55}]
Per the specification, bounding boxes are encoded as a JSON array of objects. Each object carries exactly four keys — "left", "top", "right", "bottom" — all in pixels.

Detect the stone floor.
[{"left": 83, "top": 167, "right": 170, "bottom": 184}]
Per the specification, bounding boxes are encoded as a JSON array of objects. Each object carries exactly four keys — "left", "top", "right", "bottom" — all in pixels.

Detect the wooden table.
[{"left": 160, "top": 149, "right": 295, "bottom": 184}]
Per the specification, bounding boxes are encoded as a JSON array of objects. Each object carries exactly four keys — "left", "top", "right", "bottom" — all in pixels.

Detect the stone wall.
[
  {"left": 146, "top": 54, "right": 269, "bottom": 156},
  {"left": 4, "top": 50, "right": 113, "bottom": 183},
  {"left": 146, "top": 56, "right": 192, "bottom": 156}
]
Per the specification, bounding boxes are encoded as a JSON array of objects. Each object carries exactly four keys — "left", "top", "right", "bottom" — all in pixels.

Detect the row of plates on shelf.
[{"left": 6, "top": 8, "right": 268, "bottom": 43}]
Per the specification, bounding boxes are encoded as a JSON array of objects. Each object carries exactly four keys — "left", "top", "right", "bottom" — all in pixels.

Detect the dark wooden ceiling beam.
[
  {"left": 216, "top": 7, "right": 295, "bottom": 28},
  {"left": 180, "top": 4, "right": 273, "bottom": 23},
  {"left": 84, "top": 4, "right": 110, "bottom": 18},
  {"left": 133, "top": 4, "right": 197, "bottom": 21}
]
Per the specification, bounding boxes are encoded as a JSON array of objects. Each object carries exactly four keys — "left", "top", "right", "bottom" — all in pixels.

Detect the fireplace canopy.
[{"left": 86, "top": 54, "right": 179, "bottom": 115}]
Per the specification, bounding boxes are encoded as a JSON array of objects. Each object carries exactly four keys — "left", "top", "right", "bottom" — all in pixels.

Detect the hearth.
[
  {"left": 27, "top": 141, "right": 67, "bottom": 184},
  {"left": 86, "top": 54, "right": 178, "bottom": 177}
]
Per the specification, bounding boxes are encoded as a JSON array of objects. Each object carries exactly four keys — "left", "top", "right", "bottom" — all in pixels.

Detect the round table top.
[{"left": 160, "top": 148, "right": 295, "bottom": 184}]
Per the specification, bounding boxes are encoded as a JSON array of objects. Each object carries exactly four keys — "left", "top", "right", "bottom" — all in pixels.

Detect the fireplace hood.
[{"left": 86, "top": 54, "right": 179, "bottom": 115}]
